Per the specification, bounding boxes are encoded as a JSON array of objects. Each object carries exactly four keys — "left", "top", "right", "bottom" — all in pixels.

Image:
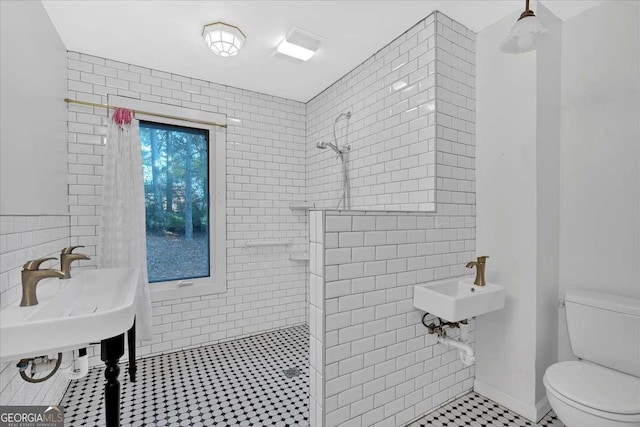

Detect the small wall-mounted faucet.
[
  {"left": 60, "top": 246, "right": 90, "bottom": 279},
  {"left": 466, "top": 255, "right": 489, "bottom": 286},
  {"left": 20, "top": 258, "right": 66, "bottom": 307}
]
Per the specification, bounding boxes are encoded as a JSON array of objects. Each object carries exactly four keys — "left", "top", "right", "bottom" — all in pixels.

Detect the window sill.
[{"left": 150, "top": 281, "right": 226, "bottom": 302}]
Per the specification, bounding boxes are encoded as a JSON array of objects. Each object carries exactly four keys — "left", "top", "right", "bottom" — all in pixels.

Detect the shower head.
[{"left": 317, "top": 140, "right": 340, "bottom": 154}]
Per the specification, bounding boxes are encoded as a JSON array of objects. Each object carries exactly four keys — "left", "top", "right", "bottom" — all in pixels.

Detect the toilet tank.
[{"left": 565, "top": 290, "right": 640, "bottom": 377}]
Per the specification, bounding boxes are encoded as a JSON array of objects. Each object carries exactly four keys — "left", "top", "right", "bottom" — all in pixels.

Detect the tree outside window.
[{"left": 139, "top": 121, "right": 210, "bottom": 283}]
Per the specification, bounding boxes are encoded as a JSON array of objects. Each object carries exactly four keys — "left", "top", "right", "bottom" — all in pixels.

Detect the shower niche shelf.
[
  {"left": 289, "top": 252, "right": 309, "bottom": 262},
  {"left": 289, "top": 202, "right": 315, "bottom": 211}
]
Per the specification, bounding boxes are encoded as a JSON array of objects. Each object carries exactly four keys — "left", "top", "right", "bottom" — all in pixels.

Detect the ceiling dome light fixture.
[
  {"left": 500, "top": 0, "right": 548, "bottom": 54},
  {"left": 202, "top": 22, "right": 246, "bottom": 57}
]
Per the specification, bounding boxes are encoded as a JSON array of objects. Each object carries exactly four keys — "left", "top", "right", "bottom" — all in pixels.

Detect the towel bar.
[{"left": 244, "top": 240, "right": 292, "bottom": 247}]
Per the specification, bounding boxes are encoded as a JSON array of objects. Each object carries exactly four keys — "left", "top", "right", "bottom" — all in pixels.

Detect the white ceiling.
[{"left": 42, "top": 1, "right": 604, "bottom": 103}]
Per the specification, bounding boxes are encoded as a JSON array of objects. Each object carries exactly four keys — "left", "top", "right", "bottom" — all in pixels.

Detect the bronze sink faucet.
[
  {"left": 60, "top": 246, "right": 90, "bottom": 279},
  {"left": 466, "top": 256, "right": 489, "bottom": 286},
  {"left": 20, "top": 258, "right": 66, "bottom": 306}
]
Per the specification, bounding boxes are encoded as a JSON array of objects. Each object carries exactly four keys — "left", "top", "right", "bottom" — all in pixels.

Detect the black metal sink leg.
[
  {"left": 127, "top": 319, "right": 136, "bottom": 382},
  {"left": 101, "top": 333, "right": 124, "bottom": 427}
]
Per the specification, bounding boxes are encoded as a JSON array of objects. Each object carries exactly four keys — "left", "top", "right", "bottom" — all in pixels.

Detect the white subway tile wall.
[
  {"left": 65, "top": 52, "right": 308, "bottom": 364},
  {"left": 0, "top": 215, "right": 71, "bottom": 405},
  {"left": 434, "top": 13, "right": 476, "bottom": 213},
  {"left": 318, "top": 211, "right": 475, "bottom": 427},
  {"left": 307, "top": 15, "right": 438, "bottom": 211},
  {"left": 307, "top": 11, "right": 475, "bottom": 216}
]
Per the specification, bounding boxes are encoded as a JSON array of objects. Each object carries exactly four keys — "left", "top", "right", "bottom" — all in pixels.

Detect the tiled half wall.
[{"left": 310, "top": 209, "right": 476, "bottom": 427}]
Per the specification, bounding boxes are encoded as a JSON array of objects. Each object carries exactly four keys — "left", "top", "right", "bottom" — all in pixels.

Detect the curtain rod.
[{"left": 64, "top": 98, "right": 227, "bottom": 129}]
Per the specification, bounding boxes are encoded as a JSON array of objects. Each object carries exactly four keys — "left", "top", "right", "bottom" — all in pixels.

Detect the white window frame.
[{"left": 109, "top": 96, "right": 227, "bottom": 302}]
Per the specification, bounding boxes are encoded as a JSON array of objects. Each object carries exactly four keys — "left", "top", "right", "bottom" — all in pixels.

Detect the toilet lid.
[{"left": 545, "top": 361, "right": 640, "bottom": 415}]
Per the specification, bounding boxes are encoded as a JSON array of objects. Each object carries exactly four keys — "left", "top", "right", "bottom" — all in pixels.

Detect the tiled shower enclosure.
[{"left": 306, "top": 8, "right": 476, "bottom": 426}]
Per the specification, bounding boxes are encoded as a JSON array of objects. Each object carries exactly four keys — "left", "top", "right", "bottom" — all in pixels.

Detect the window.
[
  {"left": 138, "top": 117, "right": 227, "bottom": 295},
  {"left": 107, "top": 95, "right": 226, "bottom": 299}
]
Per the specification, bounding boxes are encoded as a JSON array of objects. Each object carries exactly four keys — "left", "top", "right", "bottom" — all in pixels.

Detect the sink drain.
[{"left": 283, "top": 368, "right": 302, "bottom": 379}]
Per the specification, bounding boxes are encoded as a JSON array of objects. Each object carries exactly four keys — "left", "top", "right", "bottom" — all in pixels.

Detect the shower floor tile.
[
  {"left": 60, "top": 325, "right": 309, "bottom": 426},
  {"left": 409, "top": 392, "right": 564, "bottom": 427}
]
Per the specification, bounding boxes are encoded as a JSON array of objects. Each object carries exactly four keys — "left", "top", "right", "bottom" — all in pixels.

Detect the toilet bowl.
[
  {"left": 544, "top": 361, "right": 640, "bottom": 427},
  {"left": 544, "top": 290, "right": 640, "bottom": 427}
]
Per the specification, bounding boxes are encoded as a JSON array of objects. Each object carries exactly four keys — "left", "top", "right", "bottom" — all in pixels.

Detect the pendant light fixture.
[{"left": 500, "top": 0, "right": 548, "bottom": 54}]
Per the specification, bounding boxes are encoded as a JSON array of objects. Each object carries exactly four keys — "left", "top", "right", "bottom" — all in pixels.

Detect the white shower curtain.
[{"left": 99, "top": 109, "right": 153, "bottom": 341}]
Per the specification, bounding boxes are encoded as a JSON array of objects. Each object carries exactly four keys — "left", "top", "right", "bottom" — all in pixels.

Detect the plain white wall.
[
  {"left": 0, "top": 1, "right": 71, "bottom": 407},
  {"left": 475, "top": 5, "right": 539, "bottom": 414},
  {"left": 534, "top": 3, "right": 561, "bottom": 405},
  {"left": 0, "top": 0, "right": 68, "bottom": 215},
  {"left": 558, "top": 0, "right": 640, "bottom": 361},
  {"left": 475, "top": 1, "right": 561, "bottom": 421}
]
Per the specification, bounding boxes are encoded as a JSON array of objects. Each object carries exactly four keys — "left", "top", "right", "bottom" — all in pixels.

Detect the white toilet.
[{"left": 544, "top": 290, "right": 640, "bottom": 427}]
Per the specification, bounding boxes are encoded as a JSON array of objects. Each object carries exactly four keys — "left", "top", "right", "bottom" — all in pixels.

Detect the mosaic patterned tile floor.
[
  {"left": 61, "top": 325, "right": 309, "bottom": 426},
  {"left": 61, "top": 325, "right": 564, "bottom": 427},
  {"left": 409, "top": 392, "right": 564, "bottom": 427}
]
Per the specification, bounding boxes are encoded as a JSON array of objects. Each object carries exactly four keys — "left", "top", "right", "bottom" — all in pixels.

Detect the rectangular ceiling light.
[
  {"left": 275, "top": 27, "right": 323, "bottom": 62},
  {"left": 276, "top": 39, "right": 315, "bottom": 61}
]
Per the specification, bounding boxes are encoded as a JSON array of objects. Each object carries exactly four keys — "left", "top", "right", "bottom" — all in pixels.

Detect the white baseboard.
[{"left": 474, "top": 379, "right": 551, "bottom": 423}]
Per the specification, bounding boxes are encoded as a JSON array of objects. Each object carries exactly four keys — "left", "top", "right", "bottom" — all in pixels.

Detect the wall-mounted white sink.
[
  {"left": 0, "top": 267, "right": 138, "bottom": 360},
  {"left": 413, "top": 276, "right": 506, "bottom": 322}
]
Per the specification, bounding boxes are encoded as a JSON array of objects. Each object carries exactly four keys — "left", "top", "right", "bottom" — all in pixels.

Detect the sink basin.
[
  {"left": 413, "top": 276, "right": 505, "bottom": 322},
  {"left": 0, "top": 267, "right": 138, "bottom": 360}
]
